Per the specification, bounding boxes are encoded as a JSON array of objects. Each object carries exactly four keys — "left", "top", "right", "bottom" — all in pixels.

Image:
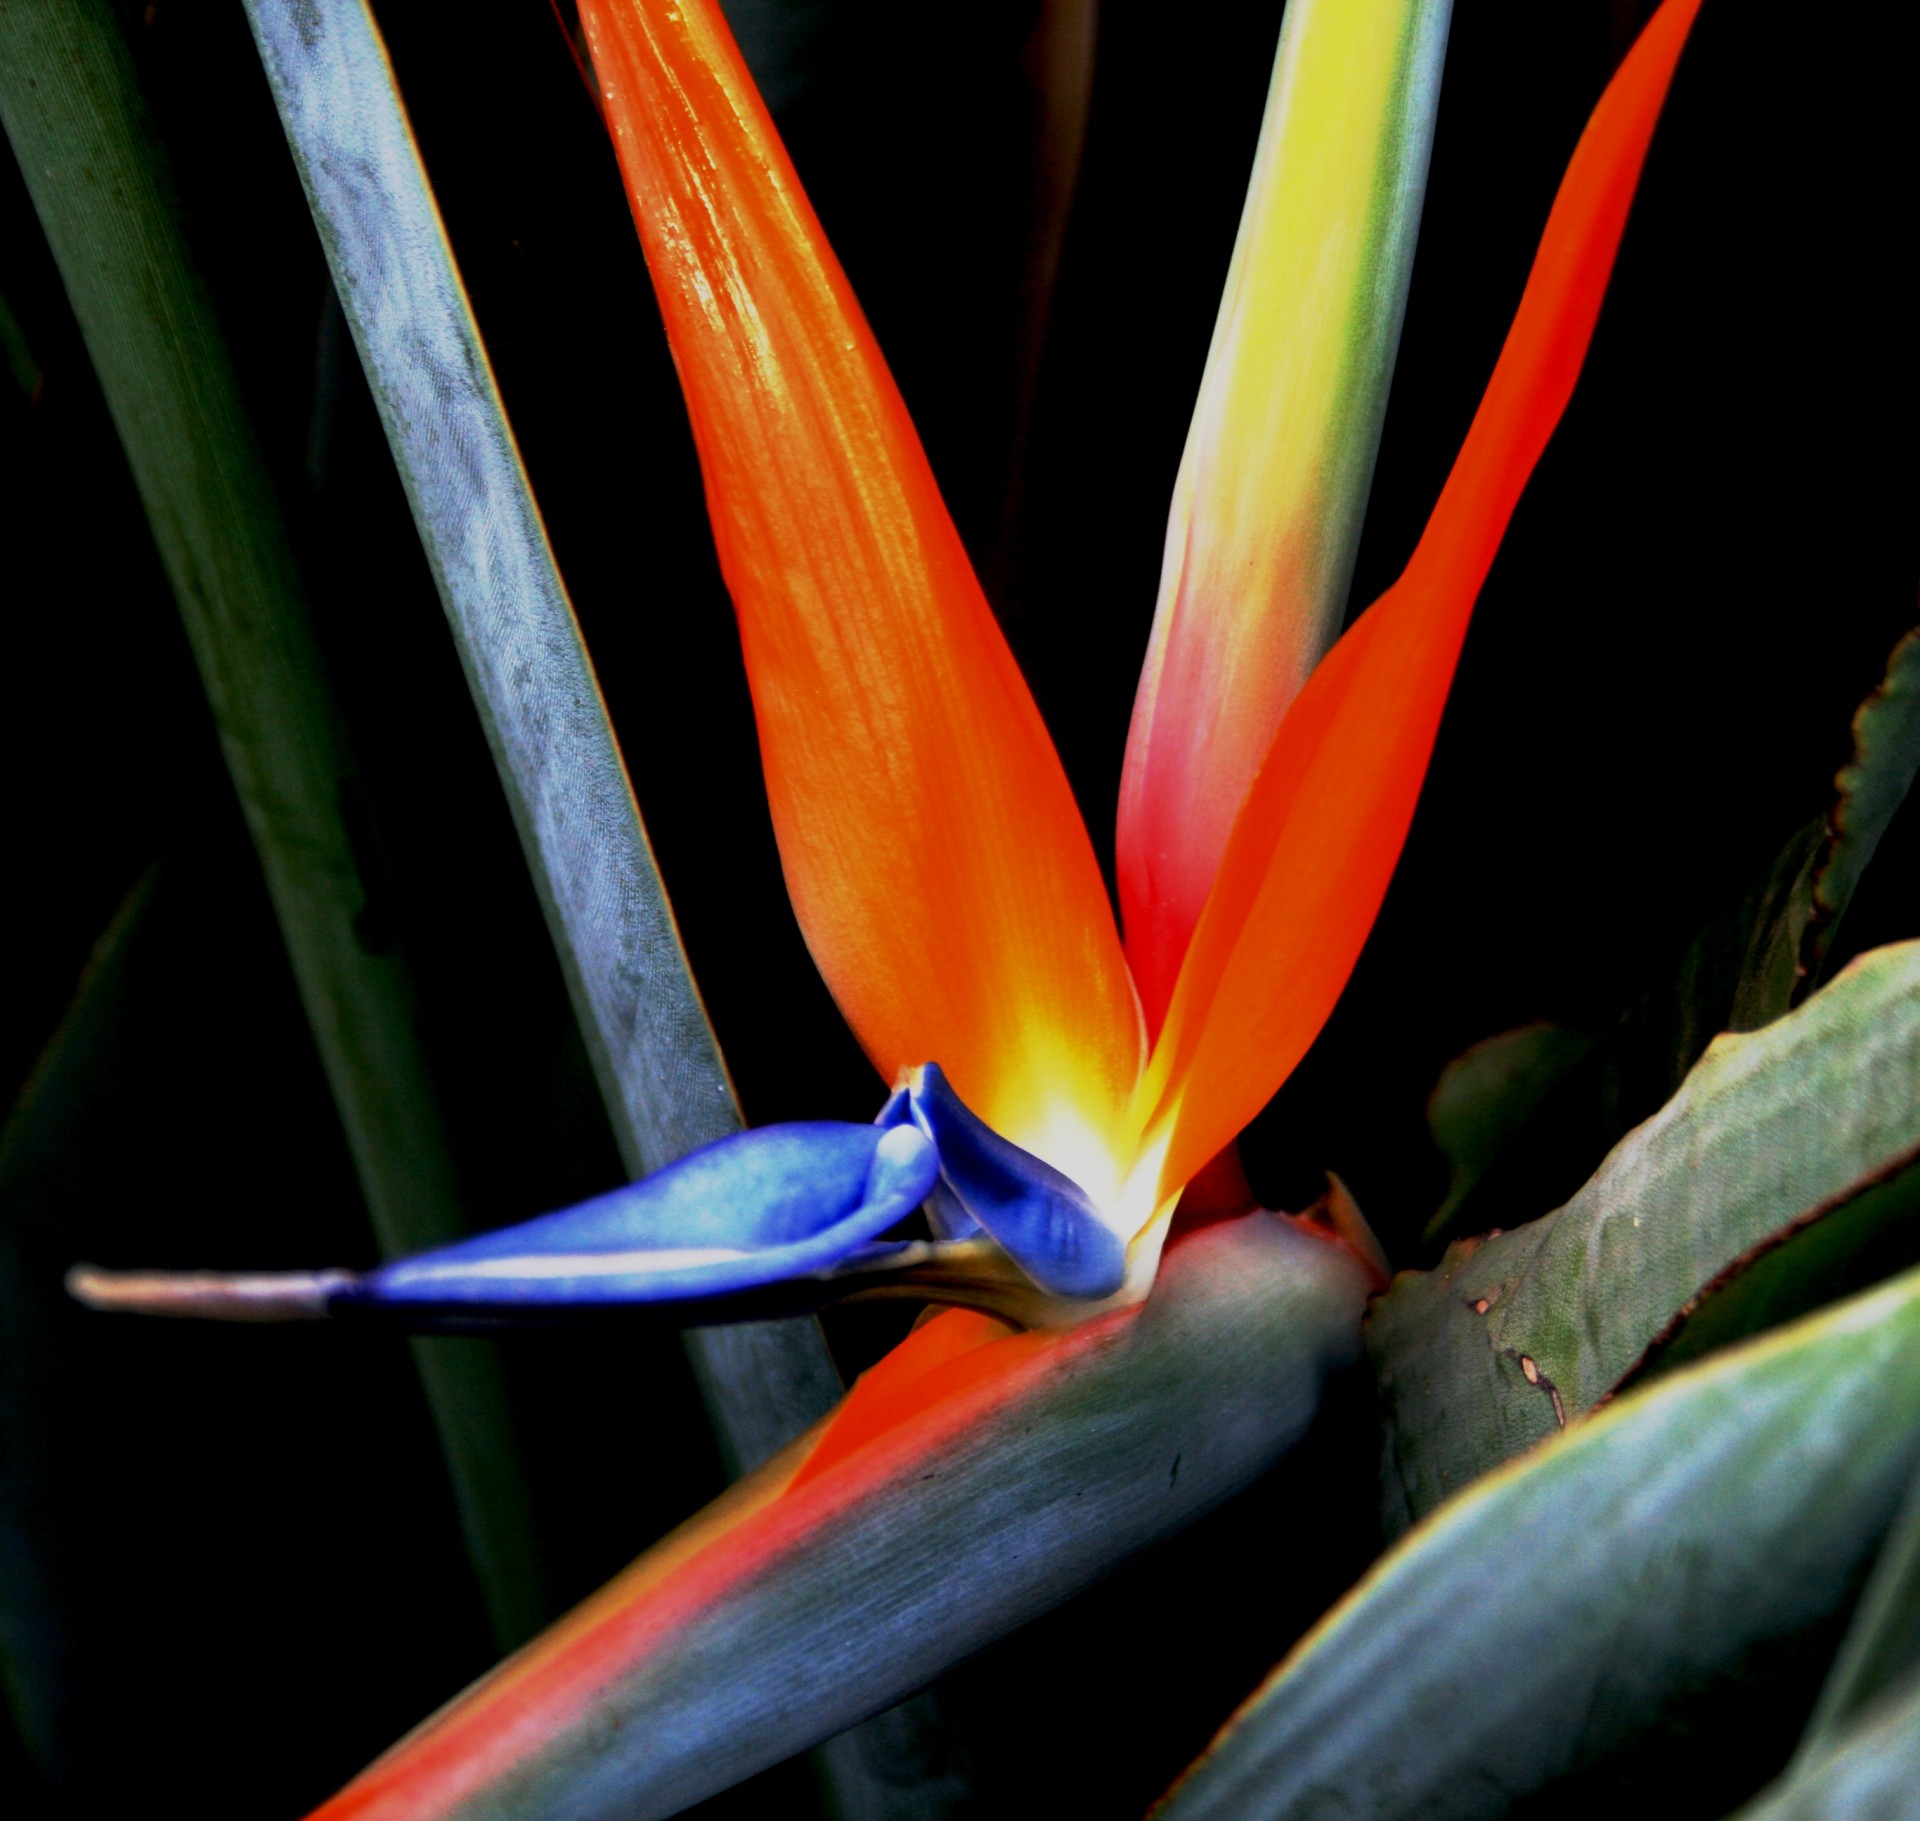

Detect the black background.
[{"left": 0, "top": 1, "right": 1911, "bottom": 1815}]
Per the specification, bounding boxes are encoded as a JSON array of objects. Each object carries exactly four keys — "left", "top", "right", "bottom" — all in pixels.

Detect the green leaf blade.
[
  {"left": 1159, "top": 1263, "right": 1920, "bottom": 1821},
  {"left": 0, "top": 0, "right": 545, "bottom": 1652},
  {"left": 237, "top": 8, "right": 974, "bottom": 1808},
  {"left": 1809, "top": 624, "right": 1920, "bottom": 981},
  {"left": 1790, "top": 1450, "right": 1920, "bottom": 1770},
  {"left": 1374, "top": 940, "right": 1920, "bottom": 1528},
  {"left": 237, "top": 0, "right": 842, "bottom": 1480},
  {"left": 1732, "top": 1670, "right": 1920, "bottom": 1821},
  {"left": 1436, "top": 626, "right": 1920, "bottom": 1247},
  {"left": 1423, "top": 1022, "right": 1596, "bottom": 1241}
]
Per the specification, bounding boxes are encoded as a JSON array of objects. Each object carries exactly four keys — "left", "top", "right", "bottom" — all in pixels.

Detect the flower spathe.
[
  {"left": 271, "top": 4, "right": 1710, "bottom": 1816},
  {"left": 72, "top": 0, "right": 1706, "bottom": 1331},
  {"left": 571, "top": 0, "right": 1461, "bottom": 1301},
  {"left": 573, "top": 0, "right": 1708, "bottom": 1289}
]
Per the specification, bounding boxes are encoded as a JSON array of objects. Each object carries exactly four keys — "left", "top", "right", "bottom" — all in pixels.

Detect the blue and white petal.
[
  {"left": 69, "top": 1120, "right": 939, "bottom": 1326},
  {"left": 875, "top": 1083, "right": 981, "bottom": 1241},
  {"left": 69, "top": 1073, "right": 1130, "bottom": 1325},
  {"left": 901, "top": 1064, "right": 1127, "bottom": 1300}
]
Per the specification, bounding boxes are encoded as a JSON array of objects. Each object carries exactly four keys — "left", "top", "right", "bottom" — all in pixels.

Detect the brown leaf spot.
[{"left": 1511, "top": 1352, "right": 1569, "bottom": 1426}]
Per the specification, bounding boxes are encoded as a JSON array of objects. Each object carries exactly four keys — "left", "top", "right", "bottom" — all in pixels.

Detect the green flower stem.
[
  {"left": 1161, "top": 1260, "right": 1920, "bottom": 1820},
  {"left": 235, "top": 7, "right": 971, "bottom": 1808},
  {"left": 1792, "top": 1451, "right": 1920, "bottom": 1766},
  {"left": 235, "top": 0, "right": 846, "bottom": 1483},
  {"left": 0, "top": 0, "right": 545, "bottom": 1652}
]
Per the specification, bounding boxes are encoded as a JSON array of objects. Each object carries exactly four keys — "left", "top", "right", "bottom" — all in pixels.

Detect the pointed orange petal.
[
  {"left": 787, "top": 1307, "right": 1033, "bottom": 1492},
  {"left": 1140, "top": 0, "right": 1706, "bottom": 1196},
  {"left": 578, "top": 0, "right": 1141, "bottom": 1174}
]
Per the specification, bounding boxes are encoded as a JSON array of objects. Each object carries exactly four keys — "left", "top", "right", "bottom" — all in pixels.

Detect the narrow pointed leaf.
[
  {"left": 0, "top": 0, "right": 545, "bottom": 1650},
  {"left": 1423, "top": 1022, "right": 1597, "bottom": 1238},
  {"left": 1795, "top": 1448, "right": 1920, "bottom": 1762},
  {"left": 1428, "top": 813, "right": 1829, "bottom": 1243},
  {"left": 1372, "top": 941, "right": 1920, "bottom": 1532},
  {"left": 239, "top": 0, "right": 842, "bottom": 1477},
  {"left": 989, "top": 0, "right": 1098, "bottom": 594},
  {"left": 1139, "top": 0, "right": 1705, "bottom": 1197},
  {"left": 577, "top": 0, "right": 1143, "bottom": 1181},
  {"left": 1437, "top": 624, "right": 1920, "bottom": 1243},
  {"left": 303, "top": 1214, "right": 1368, "bottom": 1821},
  {"left": 1118, "top": 0, "right": 1451, "bottom": 1023},
  {"left": 0, "top": 285, "right": 38, "bottom": 401},
  {"left": 1157, "top": 1263, "right": 1920, "bottom": 1821},
  {"left": 1730, "top": 1673, "right": 1920, "bottom": 1821},
  {"left": 1, "top": 853, "right": 596, "bottom": 1809},
  {"left": 1807, "top": 622, "right": 1920, "bottom": 982},
  {"left": 1737, "top": 1455, "right": 1920, "bottom": 1821},
  {"left": 0, "top": 876, "right": 156, "bottom": 1785}
]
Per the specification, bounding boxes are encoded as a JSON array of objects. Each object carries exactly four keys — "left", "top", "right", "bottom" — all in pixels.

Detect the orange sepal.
[
  {"left": 578, "top": 0, "right": 1142, "bottom": 1171},
  {"left": 1139, "top": 0, "right": 1706, "bottom": 1196},
  {"left": 788, "top": 1307, "right": 1032, "bottom": 1492}
]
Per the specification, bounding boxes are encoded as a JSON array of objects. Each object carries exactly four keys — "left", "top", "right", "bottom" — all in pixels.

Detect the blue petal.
[
  {"left": 339, "top": 1121, "right": 939, "bottom": 1318},
  {"left": 904, "top": 1064, "right": 1126, "bottom": 1300},
  {"left": 875, "top": 1085, "right": 981, "bottom": 1240}
]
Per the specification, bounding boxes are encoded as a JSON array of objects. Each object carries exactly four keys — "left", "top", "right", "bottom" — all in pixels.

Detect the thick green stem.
[
  {"left": 235, "top": 3, "right": 965, "bottom": 1811},
  {"left": 238, "top": 0, "right": 842, "bottom": 1485}
]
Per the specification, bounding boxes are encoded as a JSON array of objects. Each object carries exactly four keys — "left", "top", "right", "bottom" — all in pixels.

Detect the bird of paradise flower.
[{"left": 74, "top": 0, "right": 1705, "bottom": 1813}]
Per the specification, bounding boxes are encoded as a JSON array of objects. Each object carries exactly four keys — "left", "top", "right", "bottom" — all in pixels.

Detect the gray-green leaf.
[
  {"left": 1789, "top": 1448, "right": 1920, "bottom": 1773},
  {"left": 1423, "top": 1022, "right": 1595, "bottom": 1241},
  {"left": 1729, "top": 1669, "right": 1920, "bottom": 1821},
  {"left": 239, "top": 0, "right": 841, "bottom": 1480},
  {"left": 1373, "top": 940, "right": 1920, "bottom": 1533},
  {"left": 1156, "top": 1262, "right": 1920, "bottom": 1821},
  {"left": 1807, "top": 624, "right": 1920, "bottom": 984},
  {"left": 0, "top": 0, "right": 545, "bottom": 1650},
  {"left": 1435, "top": 628, "right": 1920, "bottom": 1244}
]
